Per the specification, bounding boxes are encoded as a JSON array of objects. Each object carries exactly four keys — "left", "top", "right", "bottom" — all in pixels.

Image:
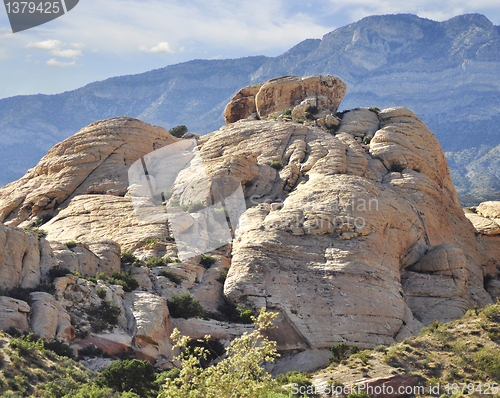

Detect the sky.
[{"left": 1, "top": 0, "right": 500, "bottom": 99}]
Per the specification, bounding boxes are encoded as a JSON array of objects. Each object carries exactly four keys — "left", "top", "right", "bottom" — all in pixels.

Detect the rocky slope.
[
  {"left": 0, "top": 75, "right": 499, "bottom": 373},
  {"left": 0, "top": 14, "right": 499, "bottom": 198}
]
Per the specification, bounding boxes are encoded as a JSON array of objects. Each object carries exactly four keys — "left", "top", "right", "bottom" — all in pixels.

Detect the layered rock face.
[
  {"left": 208, "top": 89, "right": 492, "bottom": 349},
  {"left": 0, "top": 75, "right": 497, "bottom": 368}
]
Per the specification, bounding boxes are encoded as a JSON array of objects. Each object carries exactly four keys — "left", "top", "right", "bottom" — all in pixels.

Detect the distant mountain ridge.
[{"left": 1, "top": 13, "right": 500, "bottom": 200}]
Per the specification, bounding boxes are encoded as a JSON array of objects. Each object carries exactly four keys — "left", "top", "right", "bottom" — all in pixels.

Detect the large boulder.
[
  {"left": 224, "top": 75, "right": 346, "bottom": 123},
  {"left": 30, "top": 292, "right": 74, "bottom": 341},
  {"left": 0, "top": 296, "right": 30, "bottom": 332},
  {"left": 0, "top": 223, "right": 53, "bottom": 290},
  {"left": 123, "top": 291, "right": 173, "bottom": 358},
  {"left": 200, "top": 106, "right": 489, "bottom": 349}
]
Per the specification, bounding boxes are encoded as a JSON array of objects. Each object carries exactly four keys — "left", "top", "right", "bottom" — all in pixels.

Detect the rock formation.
[{"left": 0, "top": 74, "right": 498, "bottom": 373}]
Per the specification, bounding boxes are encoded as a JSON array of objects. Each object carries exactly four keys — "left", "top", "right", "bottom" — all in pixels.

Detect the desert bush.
[
  {"left": 121, "top": 250, "right": 138, "bottom": 263},
  {"left": 97, "top": 288, "right": 107, "bottom": 299},
  {"left": 109, "top": 271, "right": 139, "bottom": 292},
  {"left": 216, "top": 267, "right": 230, "bottom": 283},
  {"left": 10, "top": 334, "right": 44, "bottom": 356},
  {"left": 64, "top": 241, "right": 77, "bottom": 249},
  {"left": 159, "top": 308, "right": 279, "bottom": 398},
  {"left": 185, "top": 338, "right": 225, "bottom": 368},
  {"left": 169, "top": 125, "right": 188, "bottom": 138},
  {"left": 282, "top": 108, "right": 292, "bottom": 117},
  {"left": 78, "top": 344, "right": 105, "bottom": 360},
  {"left": 270, "top": 161, "right": 283, "bottom": 170},
  {"left": 99, "top": 359, "right": 156, "bottom": 397},
  {"left": 87, "top": 300, "right": 121, "bottom": 332},
  {"left": 30, "top": 214, "right": 53, "bottom": 227},
  {"left": 96, "top": 272, "right": 108, "bottom": 281},
  {"left": 181, "top": 202, "right": 206, "bottom": 213},
  {"left": 159, "top": 269, "right": 182, "bottom": 285},
  {"left": 200, "top": 254, "right": 217, "bottom": 269},
  {"left": 23, "top": 226, "right": 48, "bottom": 239},
  {"left": 146, "top": 255, "right": 173, "bottom": 268},
  {"left": 200, "top": 254, "right": 217, "bottom": 268},
  {"left": 0, "top": 286, "right": 35, "bottom": 305},
  {"left": 330, "top": 343, "right": 349, "bottom": 363},
  {"left": 44, "top": 340, "right": 74, "bottom": 359},
  {"left": 144, "top": 237, "right": 160, "bottom": 246},
  {"left": 167, "top": 294, "right": 205, "bottom": 319},
  {"left": 276, "top": 371, "right": 317, "bottom": 397}
]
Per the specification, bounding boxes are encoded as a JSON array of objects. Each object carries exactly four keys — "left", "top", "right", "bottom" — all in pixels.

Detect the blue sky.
[{"left": 1, "top": 0, "right": 500, "bottom": 99}]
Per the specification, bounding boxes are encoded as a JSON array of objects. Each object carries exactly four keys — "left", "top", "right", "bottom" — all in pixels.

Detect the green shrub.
[
  {"left": 96, "top": 272, "right": 108, "bottom": 281},
  {"left": 167, "top": 294, "right": 205, "bottom": 319},
  {"left": 87, "top": 300, "right": 121, "bottom": 332},
  {"left": 185, "top": 338, "right": 225, "bottom": 368},
  {"left": 23, "top": 226, "right": 48, "bottom": 239},
  {"left": 121, "top": 250, "right": 138, "bottom": 263},
  {"left": 200, "top": 254, "right": 217, "bottom": 268},
  {"left": 330, "top": 343, "right": 349, "bottom": 363},
  {"left": 276, "top": 371, "right": 316, "bottom": 397},
  {"left": 44, "top": 340, "right": 74, "bottom": 359},
  {"left": 109, "top": 271, "right": 139, "bottom": 292},
  {"left": 352, "top": 350, "right": 371, "bottom": 364},
  {"left": 159, "top": 269, "right": 182, "bottom": 285},
  {"left": 144, "top": 237, "right": 160, "bottom": 246},
  {"left": 270, "top": 161, "right": 283, "bottom": 170},
  {"left": 64, "top": 241, "right": 77, "bottom": 249},
  {"left": 181, "top": 202, "right": 206, "bottom": 213},
  {"left": 369, "top": 107, "right": 381, "bottom": 114},
  {"left": 146, "top": 255, "right": 173, "bottom": 268},
  {"left": 237, "top": 308, "right": 254, "bottom": 324},
  {"left": 10, "top": 334, "right": 44, "bottom": 356},
  {"left": 30, "top": 214, "right": 53, "bottom": 227},
  {"left": 347, "top": 391, "right": 370, "bottom": 398},
  {"left": 363, "top": 135, "right": 373, "bottom": 144},
  {"left": 97, "top": 288, "right": 107, "bottom": 299},
  {"left": 282, "top": 108, "right": 292, "bottom": 116},
  {"left": 78, "top": 344, "right": 105, "bottom": 360},
  {"left": 169, "top": 198, "right": 181, "bottom": 207},
  {"left": 169, "top": 125, "right": 188, "bottom": 138},
  {"left": 0, "top": 286, "right": 35, "bottom": 305},
  {"left": 160, "top": 309, "right": 278, "bottom": 398},
  {"left": 217, "top": 267, "right": 230, "bottom": 283},
  {"left": 99, "top": 359, "right": 157, "bottom": 397}
]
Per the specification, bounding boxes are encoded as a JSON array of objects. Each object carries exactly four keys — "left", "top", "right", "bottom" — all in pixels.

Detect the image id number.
[{"left": 5, "top": 2, "right": 60, "bottom": 13}]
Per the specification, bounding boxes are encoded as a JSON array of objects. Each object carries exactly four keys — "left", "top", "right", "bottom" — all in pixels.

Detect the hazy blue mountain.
[{"left": 1, "top": 13, "right": 499, "bottom": 202}]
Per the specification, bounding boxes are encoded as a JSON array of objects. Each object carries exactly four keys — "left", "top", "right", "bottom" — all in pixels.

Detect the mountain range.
[{"left": 1, "top": 13, "right": 499, "bottom": 202}]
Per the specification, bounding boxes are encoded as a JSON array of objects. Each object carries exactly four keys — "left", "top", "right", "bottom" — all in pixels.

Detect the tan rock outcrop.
[
  {"left": 0, "top": 117, "right": 177, "bottom": 231},
  {"left": 199, "top": 105, "right": 489, "bottom": 349},
  {"left": 0, "top": 296, "right": 30, "bottom": 332},
  {"left": 123, "top": 291, "right": 173, "bottom": 358},
  {"left": 0, "top": 223, "right": 53, "bottom": 290},
  {"left": 465, "top": 213, "right": 500, "bottom": 235},
  {"left": 30, "top": 291, "right": 74, "bottom": 341},
  {"left": 477, "top": 201, "right": 500, "bottom": 219},
  {"left": 0, "top": 76, "right": 495, "bottom": 363},
  {"left": 224, "top": 75, "right": 346, "bottom": 123}
]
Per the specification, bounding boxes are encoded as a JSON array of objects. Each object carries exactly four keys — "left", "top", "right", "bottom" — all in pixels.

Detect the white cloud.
[
  {"left": 139, "top": 42, "right": 175, "bottom": 53},
  {"left": 46, "top": 58, "right": 76, "bottom": 67},
  {"left": 71, "top": 42, "right": 85, "bottom": 49},
  {"left": 50, "top": 48, "right": 82, "bottom": 59},
  {"left": 25, "top": 39, "right": 62, "bottom": 50}
]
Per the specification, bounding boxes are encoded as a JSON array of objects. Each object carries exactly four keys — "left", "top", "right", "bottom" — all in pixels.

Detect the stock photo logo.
[
  {"left": 3, "top": 0, "right": 78, "bottom": 33},
  {"left": 128, "top": 139, "right": 248, "bottom": 261}
]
